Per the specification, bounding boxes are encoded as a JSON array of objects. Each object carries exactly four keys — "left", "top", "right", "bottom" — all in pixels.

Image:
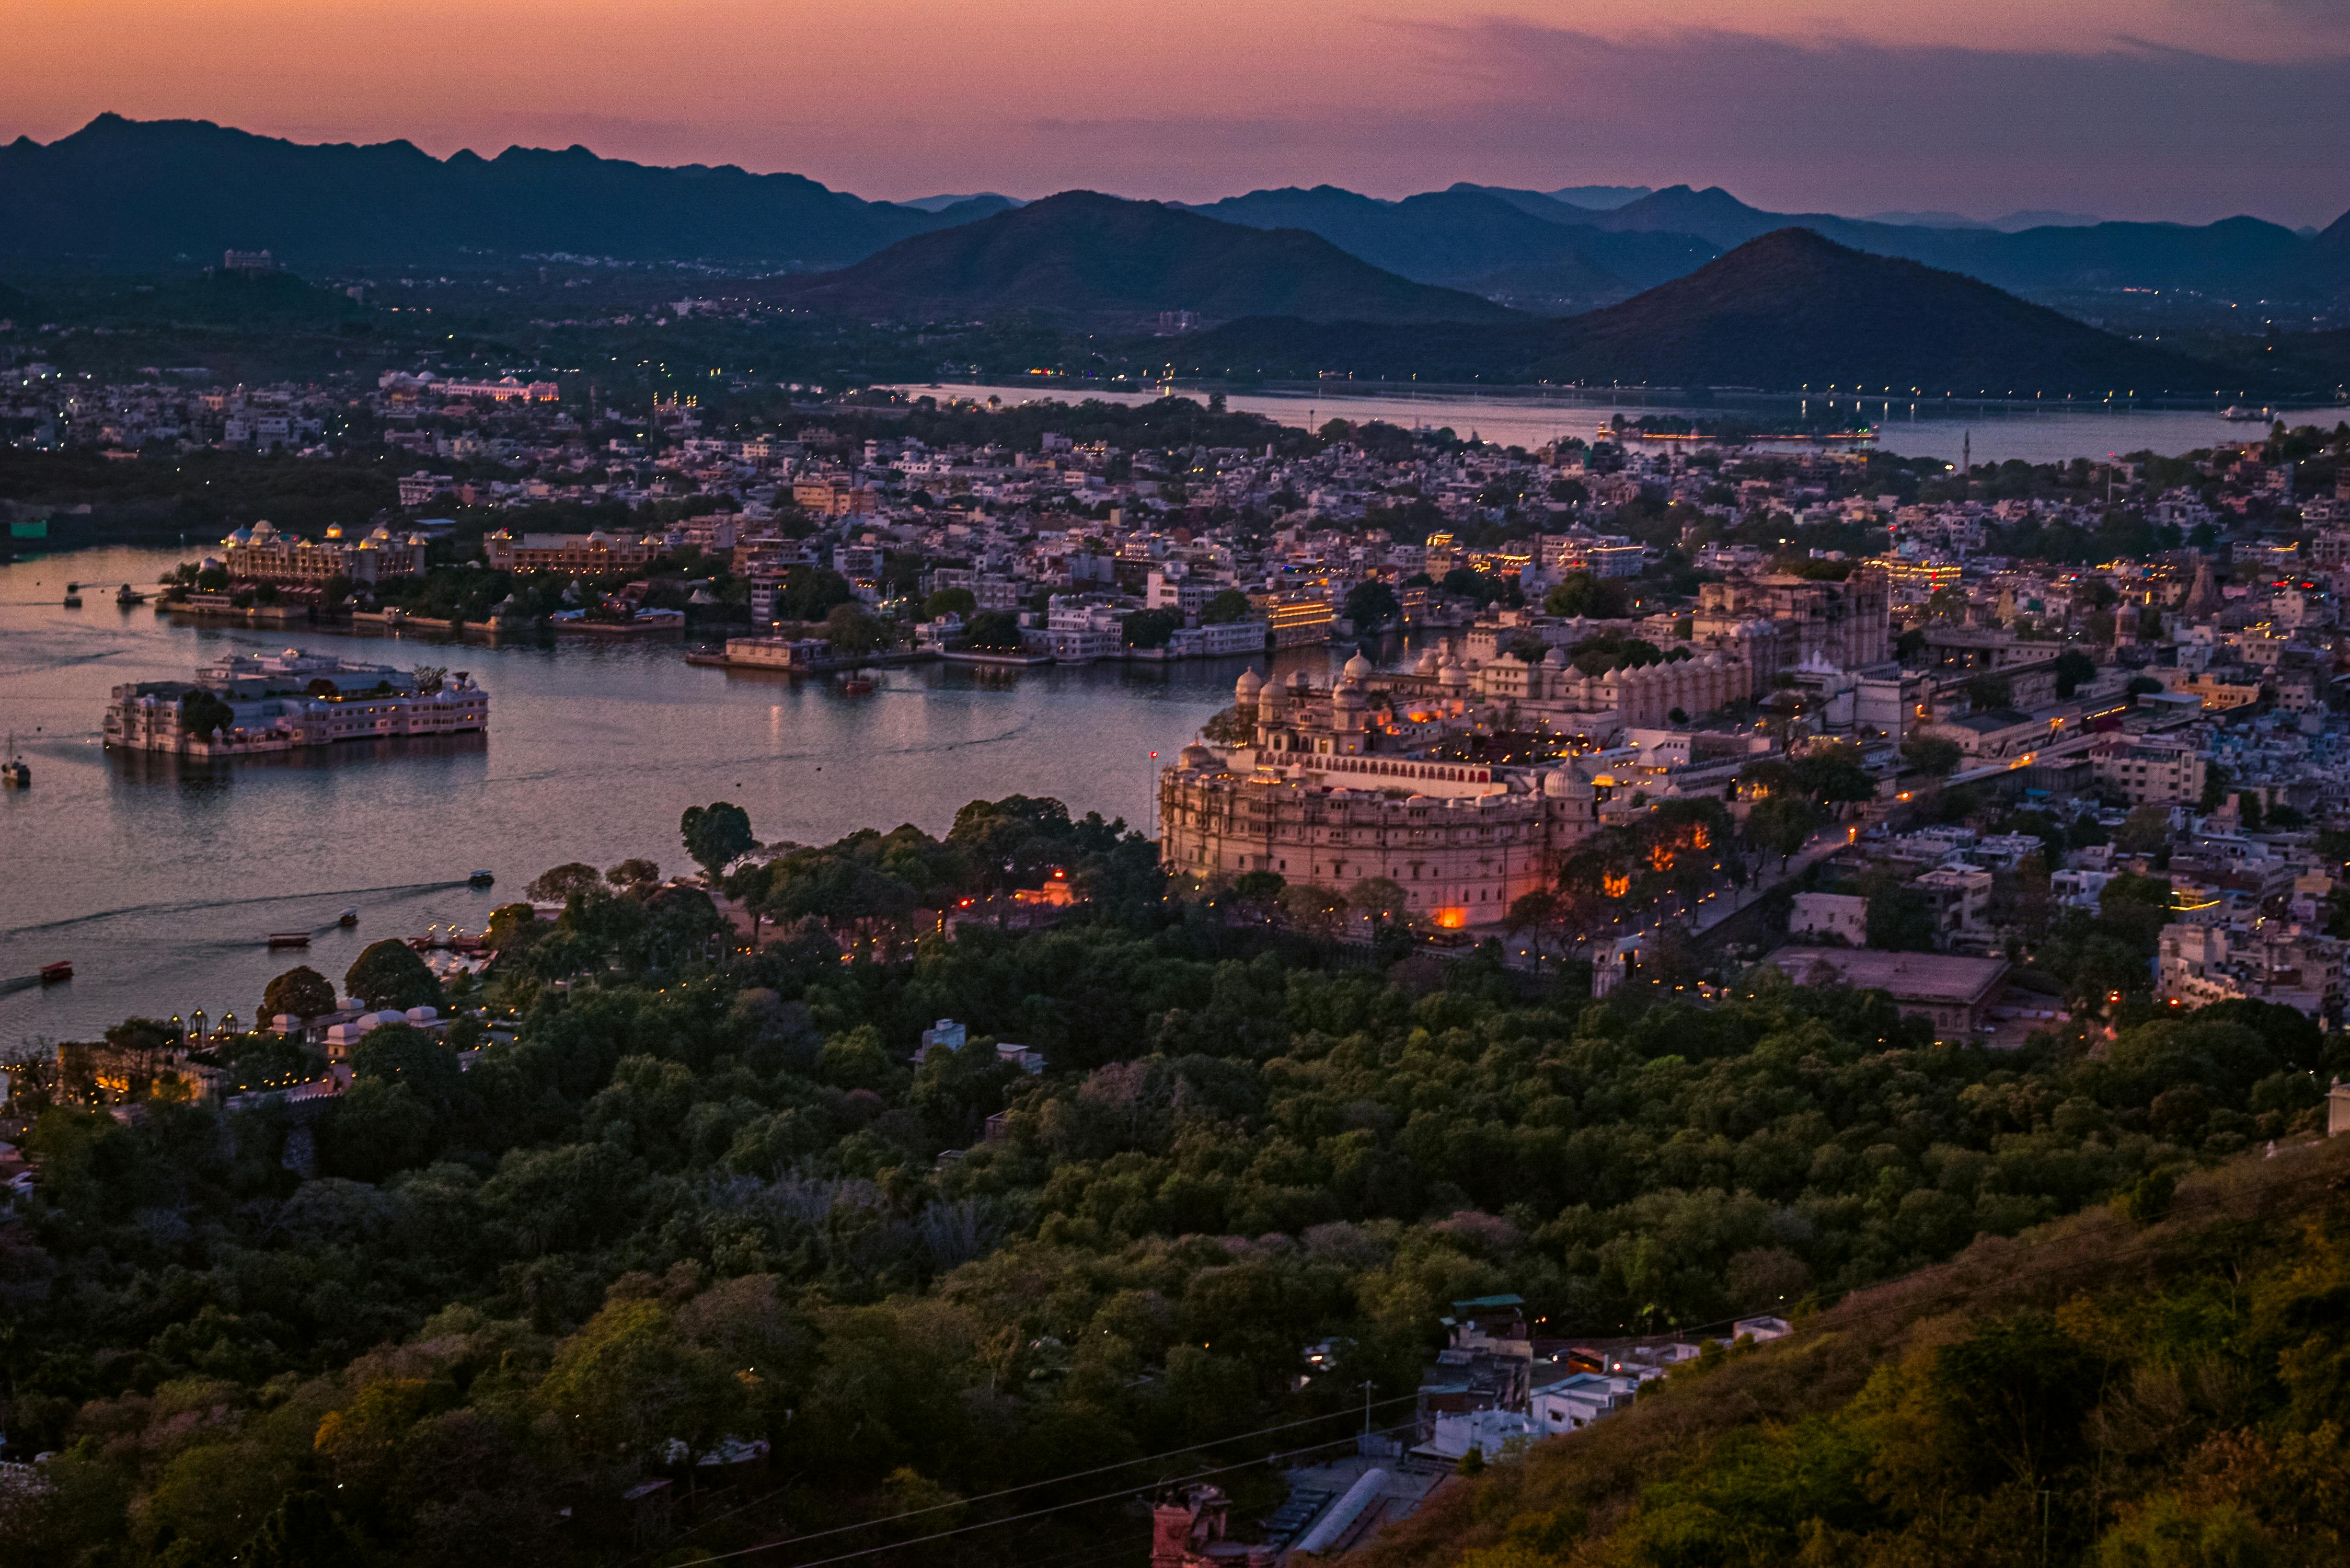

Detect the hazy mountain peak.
[
  {"left": 1545, "top": 183, "right": 1653, "bottom": 210},
  {"left": 898, "top": 192, "right": 1023, "bottom": 213}
]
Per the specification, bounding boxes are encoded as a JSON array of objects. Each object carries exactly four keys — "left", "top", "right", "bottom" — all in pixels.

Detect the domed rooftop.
[
  {"left": 1542, "top": 646, "right": 1565, "bottom": 667},
  {"left": 249, "top": 518, "right": 278, "bottom": 540},
  {"left": 1235, "top": 667, "right": 1263, "bottom": 699},
  {"left": 1342, "top": 649, "right": 1373, "bottom": 681},
  {"left": 1414, "top": 649, "right": 1439, "bottom": 676},
  {"left": 1179, "top": 742, "right": 1218, "bottom": 770}
]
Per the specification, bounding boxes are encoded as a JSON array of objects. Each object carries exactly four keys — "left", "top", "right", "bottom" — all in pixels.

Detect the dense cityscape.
[{"left": 6, "top": 75, "right": 2350, "bottom": 1568}]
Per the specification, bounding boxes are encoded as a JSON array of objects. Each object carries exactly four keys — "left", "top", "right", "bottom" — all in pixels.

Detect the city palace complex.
[{"left": 11, "top": 356, "right": 2350, "bottom": 1027}]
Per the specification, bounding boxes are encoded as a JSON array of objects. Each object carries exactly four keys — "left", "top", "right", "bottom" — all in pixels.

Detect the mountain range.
[
  {"left": 1167, "top": 229, "right": 2220, "bottom": 395},
  {"left": 3, "top": 116, "right": 2346, "bottom": 314},
  {"left": 0, "top": 113, "right": 995, "bottom": 269}
]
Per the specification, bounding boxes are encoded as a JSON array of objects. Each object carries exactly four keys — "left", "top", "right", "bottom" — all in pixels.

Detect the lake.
[
  {"left": 0, "top": 545, "right": 1277, "bottom": 1044},
  {"left": 895, "top": 382, "right": 2350, "bottom": 468}
]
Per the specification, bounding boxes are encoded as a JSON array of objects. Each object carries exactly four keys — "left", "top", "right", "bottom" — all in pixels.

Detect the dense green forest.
[{"left": 0, "top": 797, "right": 2339, "bottom": 1566}]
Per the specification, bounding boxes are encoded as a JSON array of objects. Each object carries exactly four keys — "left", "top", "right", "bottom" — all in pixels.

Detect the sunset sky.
[{"left": 10, "top": 0, "right": 2350, "bottom": 226}]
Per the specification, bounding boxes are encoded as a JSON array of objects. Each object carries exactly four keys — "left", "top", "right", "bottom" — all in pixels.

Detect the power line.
[
  {"left": 674, "top": 1392, "right": 1421, "bottom": 1557},
  {"left": 690, "top": 1418, "right": 1423, "bottom": 1567}
]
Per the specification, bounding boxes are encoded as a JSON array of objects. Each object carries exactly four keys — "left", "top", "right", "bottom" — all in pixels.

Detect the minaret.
[{"left": 1961, "top": 430, "right": 1971, "bottom": 481}]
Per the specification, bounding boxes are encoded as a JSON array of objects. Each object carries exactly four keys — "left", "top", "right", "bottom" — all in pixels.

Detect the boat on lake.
[
  {"left": 267, "top": 931, "right": 312, "bottom": 949},
  {"left": 116, "top": 583, "right": 147, "bottom": 605},
  {"left": 468, "top": 869, "right": 496, "bottom": 887},
  {"left": 39, "top": 961, "right": 73, "bottom": 984},
  {"left": 338, "top": 907, "right": 360, "bottom": 927},
  {"left": 3, "top": 733, "right": 28, "bottom": 789}
]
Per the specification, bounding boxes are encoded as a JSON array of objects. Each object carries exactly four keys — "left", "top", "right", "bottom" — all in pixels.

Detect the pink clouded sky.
[{"left": 9, "top": 0, "right": 2350, "bottom": 225}]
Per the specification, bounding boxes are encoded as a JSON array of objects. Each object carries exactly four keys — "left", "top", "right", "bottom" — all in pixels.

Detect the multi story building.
[
  {"left": 1260, "top": 592, "right": 1335, "bottom": 648},
  {"left": 223, "top": 520, "right": 429, "bottom": 588},
  {"left": 103, "top": 649, "right": 488, "bottom": 757},
  {"left": 2159, "top": 922, "right": 2345, "bottom": 1020},
  {"left": 2092, "top": 737, "right": 2208, "bottom": 805},
  {"left": 1041, "top": 596, "right": 1126, "bottom": 662},
  {"left": 482, "top": 529, "right": 660, "bottom": 573}
]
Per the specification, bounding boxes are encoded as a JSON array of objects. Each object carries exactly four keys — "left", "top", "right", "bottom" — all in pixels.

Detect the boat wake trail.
[{"left": 0, "top": 880, "right": 468, "bottom": 938}]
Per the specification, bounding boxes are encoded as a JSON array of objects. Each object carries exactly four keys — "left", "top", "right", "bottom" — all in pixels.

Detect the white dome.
[
  {"left": 1542, "top": 647, "right": 1565, "bottom": 667},
  {"left": 1343, "top": 650, "right": 1373, "bottom": 681},
  {"left": 1235, "top": 667, "right": 1263, "bottom": 700}
]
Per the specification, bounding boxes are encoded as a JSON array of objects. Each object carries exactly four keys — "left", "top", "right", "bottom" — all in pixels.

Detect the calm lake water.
[
  {"left": 0, "top": 545, "right": 1280, "bottom": 1044},
  {"left": 902, "top": 382, "right": 2350, "bottom": 468}
]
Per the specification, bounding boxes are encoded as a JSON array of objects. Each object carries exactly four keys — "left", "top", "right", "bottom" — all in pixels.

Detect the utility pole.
[{"left": 1360, "top": 1379, "right": 1376, "bottom": 1439}]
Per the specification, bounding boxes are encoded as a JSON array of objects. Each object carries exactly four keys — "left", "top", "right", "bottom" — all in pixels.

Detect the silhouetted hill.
[
  {"left": 1169, "top": 229, "right": 2224, "bottom": 393},
  {"left": 1178, "top": 185, "right": 1712, "bottom": 294},
  {"left": 775, "top": 192, "right": 1519, "bottom": 327},
  {"left": 1591, "top": 186, "right": 2333, "bottom": 299},
  {"left": 0, "top": 114, "right": 994, "bottom": 268}
]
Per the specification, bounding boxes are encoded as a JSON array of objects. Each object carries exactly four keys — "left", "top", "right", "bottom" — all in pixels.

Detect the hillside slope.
[
  {"left": 777, "top": 191, "right": 1520, "bottom": 327},
  {"left": 1364, "top": 1135, "right": 2350, "bottom": 1568}
]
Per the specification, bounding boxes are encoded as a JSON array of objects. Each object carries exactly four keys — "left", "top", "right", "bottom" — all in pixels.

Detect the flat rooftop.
[{"left": 1768, "top": 947, "right": 2011, "bottom": 1006}]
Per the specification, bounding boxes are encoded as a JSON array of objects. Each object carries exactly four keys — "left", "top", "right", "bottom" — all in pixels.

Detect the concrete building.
[
  {"left": 2092, "top": 737, "right": 2208, "bottom": 806},
  {"left": 2158, "top": 923, "right": 2345, "bottom": 1020},
  {"left": 1789, "top": 892, "right": 1869, "bottom": 944},
  {"left": 483, "top": 529, "right": 659, "bottom": 573},
  {"left": 1766, "top": 948, "right": 2012, "bottom": 1041}
]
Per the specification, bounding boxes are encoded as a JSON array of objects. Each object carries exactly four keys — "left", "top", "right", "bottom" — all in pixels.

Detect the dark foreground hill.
[
  {"left": 1171, "top": 229, "right": 2224, "bottom": 394},
  {"left": 0, "top": 113, "right": 994, "bottom": 268},
  {"left": 775, "top": 191, "right": 1521, "bottom": 328}
]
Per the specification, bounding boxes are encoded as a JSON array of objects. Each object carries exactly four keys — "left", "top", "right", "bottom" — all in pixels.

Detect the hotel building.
[{"left": 104, "top": 649, "right": 488, "bottom": 757}]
